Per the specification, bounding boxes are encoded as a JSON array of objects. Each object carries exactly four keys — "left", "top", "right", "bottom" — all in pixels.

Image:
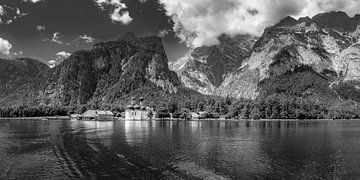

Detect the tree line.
[{"left": 1, "top": 95, "right": 359, "bottom": 120}]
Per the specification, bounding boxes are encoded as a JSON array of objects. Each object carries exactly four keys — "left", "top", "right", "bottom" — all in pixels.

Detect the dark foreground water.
[{"left": 1, "top": 120, "right": 360, "bottom": 180}]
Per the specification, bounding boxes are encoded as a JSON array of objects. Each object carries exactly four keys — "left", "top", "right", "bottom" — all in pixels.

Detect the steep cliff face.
[
  {"left": 170, "top": 35, "right": 256, "bottom": 95},
  {"left": 216, "top": 12, "right": 360, "bottom": 104},
  {"left": 0, "top": 33, "right": 182, "bottom": 106},
  {"left": 331, "top": 43, "right": 360, "bottom": 102},
  {"left": 0, "top": 58, "right": 49, "bottom": 98}
]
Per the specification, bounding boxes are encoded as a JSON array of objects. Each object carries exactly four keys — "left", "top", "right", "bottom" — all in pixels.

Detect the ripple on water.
[{"left": 2, "top": 120, "right": 360, "bottom": 179}]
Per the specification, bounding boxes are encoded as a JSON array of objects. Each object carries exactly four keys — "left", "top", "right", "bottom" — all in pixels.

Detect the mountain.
[
  {"left": 0, "top": 33, "right": 185, "bottom": 107},
  {"left": 170, "top": 35, "right": 256, "bottom": 95},
  {"left": 216, "top": 11, "right": 360, "bottom": 104},
  {"left": 2, "top": 11, "right": 360, "bottom": 109},
  {"left": 0, "top": 58, "right": 49, "bottom": 98}
]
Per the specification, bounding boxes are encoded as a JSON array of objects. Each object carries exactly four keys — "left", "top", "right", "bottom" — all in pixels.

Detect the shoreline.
[
  {"left": 1, "top": 116, "right": 359, "bottom": 121},
  {"left": 0, "top": 116, "right": 71, "bottom": 120}
]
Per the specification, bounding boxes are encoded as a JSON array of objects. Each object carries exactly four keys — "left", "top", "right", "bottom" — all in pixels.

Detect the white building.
[{"left": 125, "top": 97, "right": 150, "bottom": 120}]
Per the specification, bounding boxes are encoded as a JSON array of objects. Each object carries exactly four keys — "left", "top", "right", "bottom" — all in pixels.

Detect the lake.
[{"left": 1, "top": 119, "right": 360, "bottom": 179}]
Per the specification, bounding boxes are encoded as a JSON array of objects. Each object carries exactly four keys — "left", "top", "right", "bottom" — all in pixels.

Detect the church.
[{"left": 125, "top": 97, "right": 150, "bottom": 120}]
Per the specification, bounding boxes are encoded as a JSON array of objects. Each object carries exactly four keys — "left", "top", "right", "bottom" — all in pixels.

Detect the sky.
[{"left": 1, "top": 0, "right": 360, "bottom": 67}]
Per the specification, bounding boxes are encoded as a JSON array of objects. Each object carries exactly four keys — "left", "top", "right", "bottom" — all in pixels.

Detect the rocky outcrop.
[{"left": 171, "top": 35, "right": 256, "bottom": 95}]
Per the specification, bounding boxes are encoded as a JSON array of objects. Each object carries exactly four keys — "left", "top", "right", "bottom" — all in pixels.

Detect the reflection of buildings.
[
  {"left": 124, "top": 120, "right": 152, "bottom": 145},
  {"left": 125, "top": 97, "right": 152, "bottom": 120},
  {"left": 81, "top": 121, "right": 114, "bottom": 149}
]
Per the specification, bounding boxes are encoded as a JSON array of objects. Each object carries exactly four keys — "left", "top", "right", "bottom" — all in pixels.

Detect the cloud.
[
  {"left": 43, "top": 32, "right": 63, "bottom": 44},
  {"left": 0, "top": 5, "right": 3, "bottom": 24},
  {"left": 0, "top": 5, "right": 27, "bottom": 25},
  {"left": 23, "top": 0, "right": 44, "bottom": 3},
  {"left": 56, "top": 51, "right": 71, "bottom": 59},
  {"left": 36, "top": 25, "right": 46, "bottom": 31},
  {"left": 49, "top": 51, "right": 71, "bottom": 68},
  {"left": 0, "top": 6, "right": 4, "bottom": 16},
  {"left": 0, "top": 37, "right": 12, "bottom": 55},
  {"left": 159, "top": 0, "right": 360, "bottom": 47},
  {"left": 13, "top": 51, "right": 23, "bottom": 56},
  {"left": 94, "top": 0, "right": 133, "bottom": 25},
  {"left": 157, "top": 29, "right": 171, "bottom": 37},
  {"left": 48, "top": 60, "right": 57, "bottom": 68},
  {"left": 110, "top": 8, "right": 132, "bottom": 24},
  {"left": 44, "top": 32, "right": 62, "bottom": 44},
  {"left": 79, "top": 35, "right": 96, "bottom": 43}
]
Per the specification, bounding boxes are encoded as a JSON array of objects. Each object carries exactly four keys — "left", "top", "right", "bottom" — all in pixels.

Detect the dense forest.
[{"left": 1, "top": 92, "right": 359, "bottom": 120}]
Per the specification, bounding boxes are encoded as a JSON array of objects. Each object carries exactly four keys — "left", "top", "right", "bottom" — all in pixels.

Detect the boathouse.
[{"left": 78, "top": 110, "right": 114, "bottom": 121}]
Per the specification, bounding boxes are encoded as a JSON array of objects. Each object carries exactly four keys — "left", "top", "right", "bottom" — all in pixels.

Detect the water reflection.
[{"left": 1, "top": 120, "right": 360, "bottom": 179}]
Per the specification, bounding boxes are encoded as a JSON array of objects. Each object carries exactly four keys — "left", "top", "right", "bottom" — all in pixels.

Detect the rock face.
[
  {"left": 0, "top": 33, "right": 182, "bottom": 106},
  {"left": 216, "top": 11, "right": 360, "bottom": 104},
  {"left": 0, "top": 58, "right": 49, "bottom": 98},
  {"left": 170, "top": 35, "right": 256, "bottom": 95}
]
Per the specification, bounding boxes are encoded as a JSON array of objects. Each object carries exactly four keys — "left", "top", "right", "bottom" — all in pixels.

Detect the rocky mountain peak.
[
  {"left": 276, "top": 16, "right": 298, "bottom": 27},
  {"left": 298, "top": 16, "right": 312, "bottom": 25},
  {"left": 171, "top": 34, "right": 256, "bottom": 95},
  {"left": 312, "top": 11, "right": 359, "bottom": 32},
  {"left": 121, "top": 32, "right": 137, "bottom": 41}
]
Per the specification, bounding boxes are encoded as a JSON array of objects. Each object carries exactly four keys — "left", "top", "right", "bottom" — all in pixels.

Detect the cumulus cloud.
[
  {"left": 94, "top": 0, "right": 133, "bottom": 25},
  {"left": 36, "top": 25, "right": 46, "bottom": 31},
  {"left": 51, "top": 32, "right": 62, "bottom": 44},
  {"left": 13, "top": 51, "right": 23, "bottom": 56},
  {"left": 56, "top": 51, "right": 71, "bottom": 59},
  {"left": 49, "top": 51, "right": 71, "bottom": 68},
  {"left": 43, "top": 32, "right": 63, "bottom": 44},
  {"left": 0, "top": 37, "right": 12, "bottom": 55},
  {"left": 79, "top": 34, "right": 96, "bottom": 43},
  {"left": 48, "top": 60, "right": 57, "bottom": 68},
  {"left": 111, "top": 8, "right": 132, "bottom": 24},
  {"left": 159, "top": 0, "right": 360, "bottom": 47}
]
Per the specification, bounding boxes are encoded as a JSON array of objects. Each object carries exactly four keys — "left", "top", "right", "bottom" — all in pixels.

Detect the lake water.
[{"left": 1, "top": 120, "right": 360, "bottom": 179}]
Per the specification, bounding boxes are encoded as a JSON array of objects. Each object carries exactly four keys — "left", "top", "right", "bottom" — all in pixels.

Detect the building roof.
[
  {"left": 82, "top": 110, "right": 98, "bottom": 117},
  {"left": 97, "top": 110, "right": 114, "bottom": 116},
  {"left": 81, "top": 110, "right": 114, "bottom": 117}
]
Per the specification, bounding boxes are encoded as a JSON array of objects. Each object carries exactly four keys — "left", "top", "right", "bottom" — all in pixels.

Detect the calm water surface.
[{"left": 1, "top": 120, "right": 360, "bottom": 179}]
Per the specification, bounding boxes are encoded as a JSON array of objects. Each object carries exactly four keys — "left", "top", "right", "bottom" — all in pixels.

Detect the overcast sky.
[{"left": 1, "top": 0, "right": 360, "bottom": 67}]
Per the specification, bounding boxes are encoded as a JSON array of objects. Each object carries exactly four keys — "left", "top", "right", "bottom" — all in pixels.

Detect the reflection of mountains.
[
  {"left": 253, "top": 121, "right": 347, "bottom": 179},
  {"left": 54, "top": 120, "right": 167, "bottom": 179},
  {"left": 3, "top": 120, "right": 356, "bottom": 179}
]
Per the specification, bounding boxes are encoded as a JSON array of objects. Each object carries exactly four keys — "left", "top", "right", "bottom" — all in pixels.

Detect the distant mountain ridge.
[{"left": 0, "top": 58, "right": 49, "bottom": 98}]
